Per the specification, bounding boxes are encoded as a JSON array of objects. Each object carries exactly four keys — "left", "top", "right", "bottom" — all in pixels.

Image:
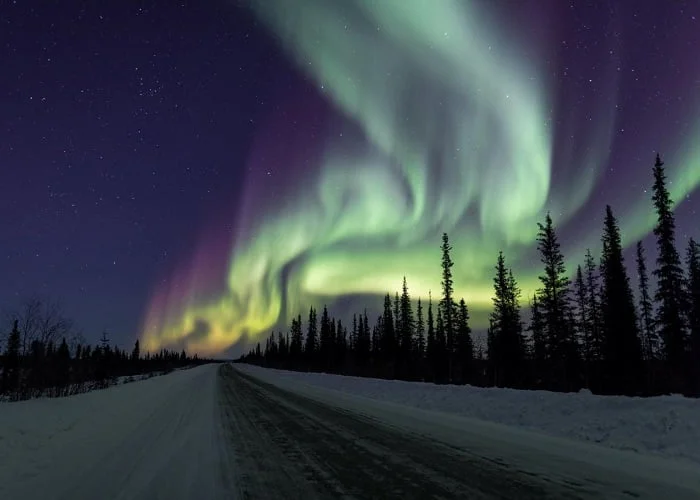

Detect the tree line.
[
  {"left": 240, "top": 154, "right": 700, "bottom": 397},
  {"left": 0, "top": 298, "right": 209, "bottom": 402}
]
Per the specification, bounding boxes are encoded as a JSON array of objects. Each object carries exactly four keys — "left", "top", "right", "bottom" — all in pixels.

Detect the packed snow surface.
[
  {"left": 0, "top": 364, "right": 226, "bottom": 500},
  {"left": 236, "top": 364, "right": 700, "bottom": 465}
]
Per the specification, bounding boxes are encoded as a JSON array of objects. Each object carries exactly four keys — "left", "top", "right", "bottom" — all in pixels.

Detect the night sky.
[{"left": 1, "top": 1, "right": 699, "bottom": 357}]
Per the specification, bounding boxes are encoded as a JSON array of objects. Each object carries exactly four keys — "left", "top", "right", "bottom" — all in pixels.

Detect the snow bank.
[
  {"left": 236, "top": 364, "right": 700, "bottom": 465},
  {"left": 0, "top": 363, "right": 227, "bottom": 500}
]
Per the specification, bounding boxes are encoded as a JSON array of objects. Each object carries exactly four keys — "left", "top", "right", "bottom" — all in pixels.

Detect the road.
[
  {"left": 3, "top": 364, "right": 697, "bottom": 499},
  {"left": 218, "top": 364, "right": 587, "bottom": 499}
]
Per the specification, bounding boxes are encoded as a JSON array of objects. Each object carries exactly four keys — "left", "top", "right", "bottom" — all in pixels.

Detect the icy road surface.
[
  {"left": 223, "top": 364, "right": 700, "bottom": 499},
  {"left": 2, "top": 362, "right": 699, "bottom": 499}
]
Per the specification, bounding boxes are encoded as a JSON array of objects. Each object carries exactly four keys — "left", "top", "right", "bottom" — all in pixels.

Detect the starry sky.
[{"left": 1, "top": 0, "right": 699, "bottom": 357}]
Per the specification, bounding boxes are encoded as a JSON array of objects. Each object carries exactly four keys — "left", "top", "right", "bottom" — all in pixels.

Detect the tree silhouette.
[
  {"left": 599, "top": 205, "right": 642, "bottom": 394},
  {"left": 455, "top": 298, "right": 473, "bottom": 384},
  {"left": 636, "top": 241, "right": 657, "bottom": 363},
  {"left": 489, "top": 252, "right": 524, "bottom": 388},
  {"left": 651, "top": 153, "right": 687, "bottom": 392},
  {"left": 536, "top": 213, "right": 578, "bottom": 390},
  {"left": 685, "top": 238, "right": 700, "bottom": 395},
  {"left": 439, "top": 233, "right": 456, "bottom": 382}
]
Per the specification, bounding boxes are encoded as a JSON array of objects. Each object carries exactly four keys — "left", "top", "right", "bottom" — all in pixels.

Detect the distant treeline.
[
  {"left": 0, "top": 299, "right": 211, "bottom": 402},
  {"left": 240, "top": 154, "right": 700, "bottom": 398}
]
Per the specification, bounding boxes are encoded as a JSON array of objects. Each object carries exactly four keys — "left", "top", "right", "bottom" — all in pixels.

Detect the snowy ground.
[
  {"left": 0, "top": 363, "right": 227, "bottom": 500},
  {"left": 2, "top": 362, "right": 699, "bottom": 499},
  {"left": 236, "top": 364, "right": 700, "bottom": 465}
]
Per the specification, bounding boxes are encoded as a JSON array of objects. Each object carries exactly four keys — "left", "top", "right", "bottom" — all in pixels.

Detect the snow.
[
  {"left": 2, "top": 359, "right": 698, "bottom": 499},
  {"left": 236, "top": 364, "right": 700, "bottom": 464},
  {"left": 236, "top": 363, "right": 700, "bottom": 498},
  {"left": 0, "top": 363, "right": 228, "bottom": 500}
]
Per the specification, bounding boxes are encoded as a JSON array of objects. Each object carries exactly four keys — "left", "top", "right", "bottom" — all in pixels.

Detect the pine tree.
[
  {"left": 435, "top": 307, "right": 447, "bottom": 383},
  {"left": 99, "top": 330, "right": 110, "bottom": 353},
  {"left": 574, "top": 265, "right": 590, "bottom": 359},
  {"left": 372, "top": 319, "right": 381, "bottom": 357},
  {"left": 456, "top": 298, "right": 473, "bottom": 384},
  {"left": 320, "top": 305, "right": 331, "bottom": 370},
  {"left": 426, "top": 292, "right": 436, "bottom": 381},
  {"left": 536, "top": 213, "right": 577, "bottom": 390},
  {"left": 394, "top": 291, "right": 401, "bottom": 346},
  {"left": 685, "top": 238, "right": 700, "bottom": 395},
  {"left": 335, "top": 318, "right": 346, "bottom": 369},
  {"left": 305, "top": 306, "right": 317, "bottom": 363},
  {"left": 382, "top": 293, "right": 395, "bottom": 361},
  {"left": 584, "top": 249, "right": 602, "bottom": 351},
  {"left": 636, "top": 241, "right": 657, "bottom": 362},
  {"left": 290, "top": 314, "right": 303, "bottom": 360},
  {"left": 56, "top": 337, "right": 71, "bottom": 391},
  {"left": 489, "top": 252, "right": 524, "bottom": 388},
  {"left": 358, "top": 311, "right": 370, "bottom": 364},
  {"left": 415, "top": 298, "right": 425, "bottom": 359},
  {"left": 276, "top": 331, "right": 283, "bottom": 358},
  {"left": 351, "top": 314, "right": 358, "bottom": 352},
  {"left": 132, "top": 339, "right": 140, "bottom": 362},
  {"left": 439, "top": 233, "right": 456, "bottom": 381},
  {"left": 599, "top": 205, "right": 642, "bottom": 394},
  {"left": 3, "top": 320, "right": 21, "bottom": 395},
  {"left": 486, "top": 318, "right": 495, "bottom": 380},
  {"left": 528, "top": 294, "right": 547, "bottom": 386},
  {"left": 398, "top": 277, "right": 415, "bottom": 378},
  {"left": 651, "top": 153, "right": 687, "bottom": 390},
  {"left": 399, "top": 277, "right": 414, "bottom": 353}
]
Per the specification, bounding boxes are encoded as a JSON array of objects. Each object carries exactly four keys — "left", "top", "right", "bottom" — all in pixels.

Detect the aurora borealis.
[
  {"left": 3, "top": 1, "right": 699, "bottom": 356},
  {"left": 138, "top": 0, "right": 700, "bottom": 356}
]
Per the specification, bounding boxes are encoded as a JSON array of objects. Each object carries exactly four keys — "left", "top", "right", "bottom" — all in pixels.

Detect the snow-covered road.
[
  {"left": 219, "top": 364, "right": 560, "bottom": 498},
  {"left": 0, "top": 364, "right": 229, "bottom": 500},
  {"left": 2, "top": 363, "right": 699, "bottom": 499},
  {"left": 232, "top": 364, "right": 700, "bottom": 499}
]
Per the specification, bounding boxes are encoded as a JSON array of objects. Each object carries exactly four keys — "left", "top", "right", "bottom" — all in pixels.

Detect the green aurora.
[{"left": 141, "top": 0, "right": 700, "bottom": 356}]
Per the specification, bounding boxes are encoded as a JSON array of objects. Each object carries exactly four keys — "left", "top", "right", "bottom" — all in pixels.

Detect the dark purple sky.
[
  {"left": 0, "top": 1, "right": 298, "bottom": 346},
  {"left": 1, "top": 0, "right": 699, "bottom": 353}
]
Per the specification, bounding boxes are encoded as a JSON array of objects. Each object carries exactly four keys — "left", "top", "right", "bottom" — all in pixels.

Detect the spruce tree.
[
  {"left": 685, "top": 238, "right": 700, "bottom": 395},
  {"left": 305, "top": 306, "right": 317, "bottom": 363},
  {"left": 426, "top": 292, "right": 436, "bottom": 381},
  {"left": 382, "top": 293, "right": 395, "bottom": 361},
  {"left": 278, "top": 331, "right": 287, "bottom": 359},
  {"left": 536, "top": 213, "right": 577, "bottom": 390},
  {"left": 415, "top": 298, "right": 425, "bottom": 359},
  {"left": 351, "top": 314, "right": 358, "bottom": 352},
  {"left": 399, "top": 277, "right": 414, "bottom": 353},
  {"left": 574, "top": 265, "right": 591, "bottom": 361},
  {"left": 372, "top": 317, "right": 381, "bottom": 357},
  {"left": 336, "top": 319, "right": 346, "bottom": 369},
  {"left": 398, "top": 277, "right": 415, "bottom": 378},
  {"left": 651, "top": 153, "right": 687, "bottom": 389},
  {"left": 435, "top": 307, "right": 447, "bottom": 383},
  {"left": 131, "top": 339, "right": 140, "bottom": 362},
  {"left": 529, "top": 294, "right": 547, "bottom": 386},
  {"left": 3, "top": 320, "right": 21, "bottom": 396},
  {"left": 456, "top": 298, "right": 473, "bottom": 384},
  {"left": 490, "top": 252, "right": 524, "bottom": 388},
  {"left": 584, "top": 249, "right": 603, "bottom": 362},
  {"left": 600, "top": 205, "right": 642, "bottom": 394},
  {"left": 320, "top": 305, "right": 331, "bottom": 369},
  {"left": 636, "top": 241, "right": 657, "bottom": 362},
  {"left": 394, "top": 291, "right": 401, "bottom": 347},
  {"left": 360, "top": 311, "right": 370, "bottom": 364},
  {"left": 486, "top": 318, "right": 495, "bottom": 383},
  {"left": 290, "top": 314, "right": 303, "bottom": 360},
  {"left": 439, "top": 233, "right": 456, "bottom": 381}
]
